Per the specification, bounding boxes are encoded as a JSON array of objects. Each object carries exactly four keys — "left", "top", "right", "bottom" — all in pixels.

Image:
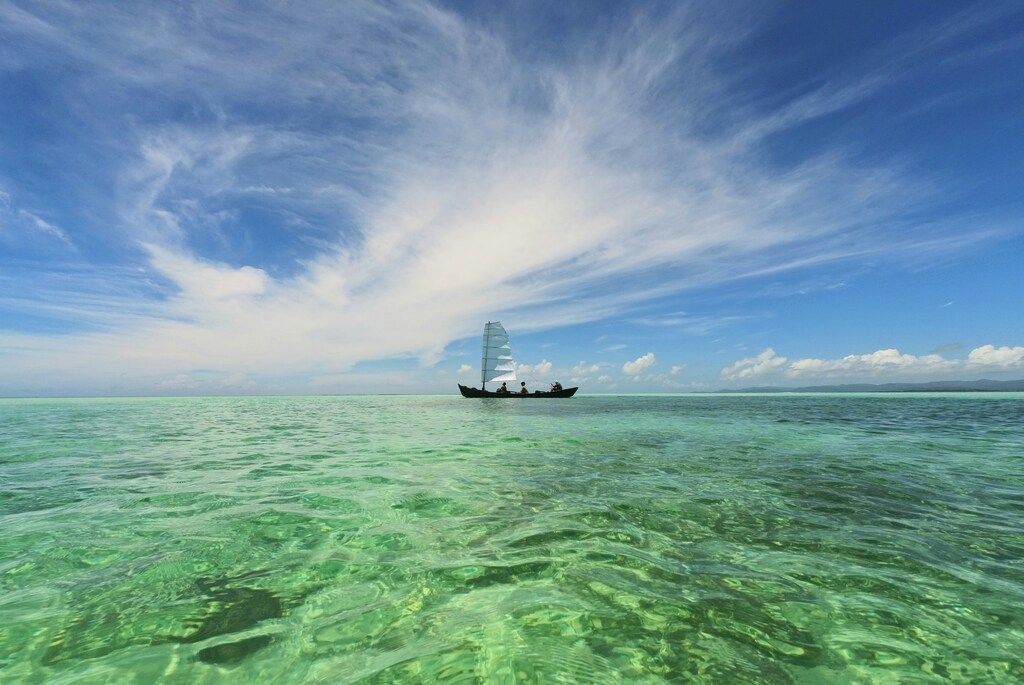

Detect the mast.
[
  {"left": 481, "top": 321, "right": 517, "bottom": 391},
  {"left": 481, "top": 321, "right": 489, "bottom": 390}
]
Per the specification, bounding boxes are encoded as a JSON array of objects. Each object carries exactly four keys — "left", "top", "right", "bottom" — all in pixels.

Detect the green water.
[{"left": 1, "top": 394, "right": 1023, "bottom": 683}]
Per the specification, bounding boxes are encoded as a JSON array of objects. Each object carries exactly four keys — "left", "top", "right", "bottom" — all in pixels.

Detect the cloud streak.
[{"left": 0, "top": 189, "right": 74, "bottom": 247}]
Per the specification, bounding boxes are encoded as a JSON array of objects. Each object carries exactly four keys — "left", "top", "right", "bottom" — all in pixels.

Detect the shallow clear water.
[{"left": 1, "top": 394, "right": 1023, "bottom": 683}]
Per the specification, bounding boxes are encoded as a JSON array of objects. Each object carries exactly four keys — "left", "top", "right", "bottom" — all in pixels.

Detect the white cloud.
[
  {"left": 0, "top": 2, "right": 1009, "bottom": 394},
  {"left": 572, "top": 361, "right": 603, "bottom": 375},
  {"left": 966, "top": 344, "right": 1024, "bottom": 369},
  {"left": 720, "top": 348, "right": 787, "bottom": 381},
  {"left": 721, "top": 344, "right": 1024, "bottom": 384},
  {"left": 623, "top": 352, "right": 656, "bottom": 375},
  {"left": 516, "top": 360, "right": 552, "bottom": 376},
  {"left": 787, "top": 348, "right": 957, "bottom": 378},
  {"left": 631, "top": 313, "right": 751, "bottom": 334},
  {"left": 0, "top": 188, "right": 73, "bottom": 246},
  {"left": 146, "top": 244, "right": 268, "bottom": 302},
  {"left": 569, "top": 361, "right": 606, "bottom": 384},
  {"left": 457, "top": 363, "right": 473, "bottom": 374},
  {"left": 596, "top": 375, "right": 612, "bottom": 382},
  {"left": 17, "top": 210, "right": 72, "bottom": 245},
  {"left": 670, "top": 365, "right": 684, "bottom": 375}
]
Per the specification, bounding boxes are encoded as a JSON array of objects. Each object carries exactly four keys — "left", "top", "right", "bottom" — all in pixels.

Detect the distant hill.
[{"left": 725, "top": 379, "right": 1024, "bottom": 393}]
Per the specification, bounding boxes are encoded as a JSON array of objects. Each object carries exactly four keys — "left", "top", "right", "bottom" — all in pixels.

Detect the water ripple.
[{"left": 1, "top": 394, "right": 1022, "bottom": 682}]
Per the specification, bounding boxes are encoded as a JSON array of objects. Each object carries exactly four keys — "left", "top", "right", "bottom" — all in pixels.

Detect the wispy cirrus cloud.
[
  {"left": 0, "top": 1, "right": 1017, "bottom": 394},
  {"left": 0, "top": 189, "right": 73, "bottom": 247},
  {"left": 630, "top": 312, "right": 755, "bottom": 335}
]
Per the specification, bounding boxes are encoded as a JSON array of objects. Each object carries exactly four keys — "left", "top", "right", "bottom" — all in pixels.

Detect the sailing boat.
[{"left": 458, "top": 321, "right": 578, "bottom": 398}]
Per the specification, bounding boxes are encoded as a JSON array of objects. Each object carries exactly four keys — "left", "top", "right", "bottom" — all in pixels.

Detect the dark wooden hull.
[{"left": 458, "top": 384, "right": 578, "bottom": 398}]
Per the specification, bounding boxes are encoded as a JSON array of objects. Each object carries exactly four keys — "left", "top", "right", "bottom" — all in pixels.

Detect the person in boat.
[
  {"left": 496, "top": 382, "right": 509, "bottom": 394},
  {"left": 550, "top": 381, "right": 563, "bottom": 392},
  {"left": 519, "top": 381, "right": 529, "bottom": 395}
]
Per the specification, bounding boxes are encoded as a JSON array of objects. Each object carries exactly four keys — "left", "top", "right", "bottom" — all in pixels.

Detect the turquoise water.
[{"left": 1, "top": 394, "right": 1023, "bottom": 683}]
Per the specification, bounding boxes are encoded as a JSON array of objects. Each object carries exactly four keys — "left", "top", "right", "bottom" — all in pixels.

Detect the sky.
[{"left": 0, "top": 0, "right": 1022, "bottom": 395}]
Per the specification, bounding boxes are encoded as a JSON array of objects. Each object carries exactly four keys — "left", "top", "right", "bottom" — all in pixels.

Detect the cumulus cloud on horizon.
[
  {"left": 721, "top": 344, "right": 1024, "bottom": 383},
  {"left": 967, "top": 345, "right": 1024, "bottom": 369}
]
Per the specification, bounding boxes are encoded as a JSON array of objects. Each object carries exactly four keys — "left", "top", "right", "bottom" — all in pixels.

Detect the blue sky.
[{"left": 0, "top": 0, "right": 1022, "bottom": 395}]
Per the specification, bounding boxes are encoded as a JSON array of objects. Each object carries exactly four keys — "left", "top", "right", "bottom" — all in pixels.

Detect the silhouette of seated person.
[
  {"left": 495, "top": 382, "right": 509, "bottom": 394},
  {"left": 519, "top": 381, "right": 529, "bottom": 395},
  {"left": 550, "top": 381, "right": 563, "bottom": 392}
]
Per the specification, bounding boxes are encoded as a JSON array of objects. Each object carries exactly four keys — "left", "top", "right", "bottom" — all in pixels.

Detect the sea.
[{"left": 1, "top": 394, "right": 1022, "bottom": 683}]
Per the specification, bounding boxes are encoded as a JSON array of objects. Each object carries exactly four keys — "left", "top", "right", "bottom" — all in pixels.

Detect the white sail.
[{"left": 481, "top": 321, "right": 517, "bottom": 385}]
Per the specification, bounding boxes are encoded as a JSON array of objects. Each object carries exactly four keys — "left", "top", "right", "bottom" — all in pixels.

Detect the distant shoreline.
[{"left": 2, "top": 381, "right": 1024, "bottom": 399}]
